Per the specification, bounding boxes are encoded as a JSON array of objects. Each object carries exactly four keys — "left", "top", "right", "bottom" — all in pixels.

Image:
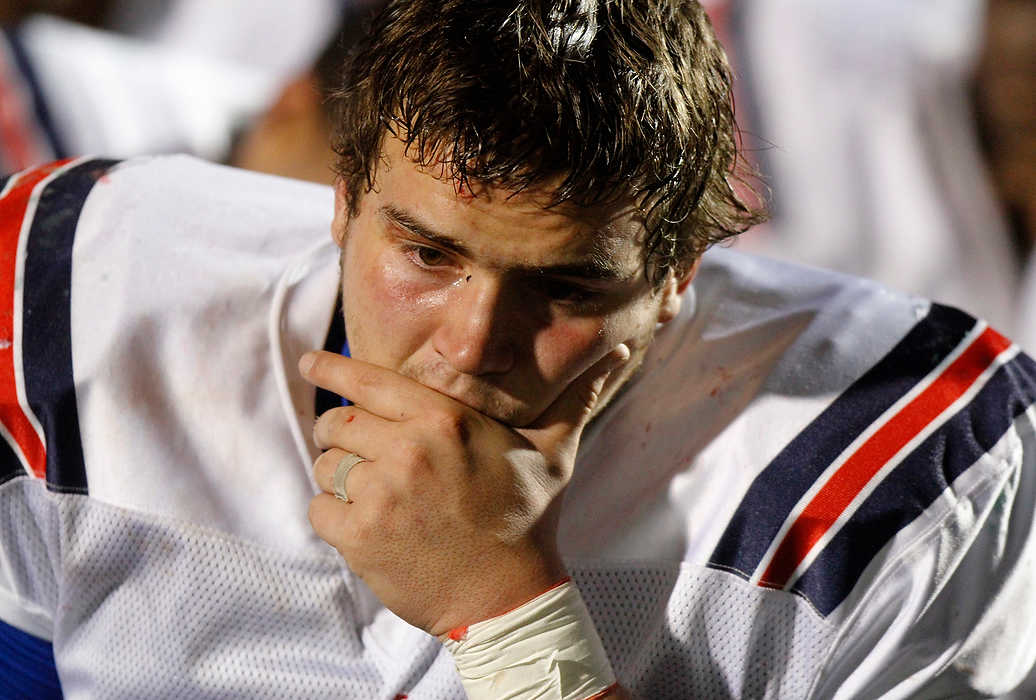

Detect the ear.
[
  {"left": 656, "top": 257, "right": 701, "bottom": 324},
  {"left": 331, "top": 179, "right": 351, "bottom": 248}
]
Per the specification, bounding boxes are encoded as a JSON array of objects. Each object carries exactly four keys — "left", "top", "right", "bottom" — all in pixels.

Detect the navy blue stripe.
[
  {"left": 315, "top": 295, "right": 347, "bottom": 416},
  {"left": 0, "top": 434, "right": 26, "bottom": 486},
  {"left": 2, "top": 27, "right": 68, "bottom": 160},
  {"left": 708, "top": 304, "right": 978, "bottom": 580},
  {"left": 0, "top": 618, "right": 62, "bottom": 699},
  {"left": 0, "top": 173, "right": 11, "bottom": 191},
  {"left": 793, "top": 351, "right": 1036, "bottom": 615},
  {"left": 22, "top": 158, "right": 119, "bottom": 493}
]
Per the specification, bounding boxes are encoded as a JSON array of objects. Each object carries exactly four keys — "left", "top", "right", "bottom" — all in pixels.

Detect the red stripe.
[
  {"left": 0, "top": 160, "right": 73, "bottom": 478},
  {"left": 583, "top": 682, "right": 621, "bottom": 699},
  {"left": 759, "top": 326, "right": 1012, "bottom": 588}
]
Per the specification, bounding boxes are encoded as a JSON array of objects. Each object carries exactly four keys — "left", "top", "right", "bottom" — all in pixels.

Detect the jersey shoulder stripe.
[
  {"left": 0, "top": 158, "right": 119, "bottom": 493},
  {"left": 709, "top": 304, "right": 976, "bottom": 578},
  {"left": 0, "top": 29, "right": 57, "bottom": 173},
  {"left": 757, "top": 322, "right": 1014, "bottom": 589},
  {"left": 708, "top": 304, "right": 1035, "bottom": 615},
  {"left": 1, "top": 27, "right": 67, "bottom": 162},
  {"left": 0, "top": 160, "right": 75, "bottom": 485},
  {"left": 793, "top": 350, "right": 1036, "bottom": 614}
]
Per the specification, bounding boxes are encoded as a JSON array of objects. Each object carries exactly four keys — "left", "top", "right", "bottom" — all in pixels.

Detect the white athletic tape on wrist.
[{"left": 441, "top": 579, "right": 617, "bottom": 700}]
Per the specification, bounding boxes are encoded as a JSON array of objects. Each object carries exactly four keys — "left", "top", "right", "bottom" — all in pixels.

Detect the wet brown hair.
[{"left": 328, "top": 0, "right": 766, "bottom": 285}]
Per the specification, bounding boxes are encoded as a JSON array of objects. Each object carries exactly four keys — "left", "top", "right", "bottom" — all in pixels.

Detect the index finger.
[{"left": 298, "top": 350, "right": 441, "bottom": 421}]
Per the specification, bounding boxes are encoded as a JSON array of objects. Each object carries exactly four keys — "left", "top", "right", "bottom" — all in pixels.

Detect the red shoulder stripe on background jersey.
[
  {"left": 0, "top": 37, "right": 51, "bottom": 172},
  {"left": 0, "top": 159, "right": 75, "bottom": 479},
  {"left": 755, "top": 324, "right": 1013, "bottom": 589}
]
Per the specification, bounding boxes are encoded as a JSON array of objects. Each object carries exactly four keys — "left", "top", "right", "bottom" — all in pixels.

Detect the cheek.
[
  {"left": 532, "top": 318, "right": 609, "bottom": 380},
  {"left": 349, "top": 242, "right": 445, "bottom": 313},
  {"left": 343, "top": 247, "right": 446, "bottom": 360},
  {"left": 533, "top": 304, "right": 656, "bottom": 378}
]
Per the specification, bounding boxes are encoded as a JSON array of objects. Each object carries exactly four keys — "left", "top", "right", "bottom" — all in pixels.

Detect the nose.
[{"left": 432, "top": 276, "right": 516, "bottom": 376}]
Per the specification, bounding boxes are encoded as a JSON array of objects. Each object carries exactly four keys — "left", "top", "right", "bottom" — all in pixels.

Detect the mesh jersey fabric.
[{"left": 0, "top": 155, "right": 1034, "bottom": 698}]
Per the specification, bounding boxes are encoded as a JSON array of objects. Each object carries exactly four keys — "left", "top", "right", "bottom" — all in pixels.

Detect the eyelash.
[
  {"left": 401, "top": 243, "right": 601, "bottom": 308},
  {"left": 403, "top": 243, "right": 452, "bottom": 269},
  {"left": 532, "top": 278, "right": 598, "bottom": 305}
]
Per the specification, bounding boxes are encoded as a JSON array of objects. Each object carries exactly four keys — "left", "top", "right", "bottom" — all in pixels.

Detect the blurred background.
[{"left": 0, "top": 0, "right": 1033, "bottom": 350}]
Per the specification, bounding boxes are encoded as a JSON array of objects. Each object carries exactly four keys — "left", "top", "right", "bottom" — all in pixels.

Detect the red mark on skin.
[
  {"left": 346, "top": 415, "right": 355, "bottom": 423},
  {"left": 709, "top": 387, "right": 719, "bottom": 397},
  {"left": 454, "top": 177, "right": 476, "bottom": 200},
  {"left": 448, "top": 625, "right": 468, "bottom": 641}
]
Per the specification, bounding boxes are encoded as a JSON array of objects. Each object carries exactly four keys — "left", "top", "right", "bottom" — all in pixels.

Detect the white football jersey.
[{"left": 1, "top": 156, "right": 1034, "bottom": 698}]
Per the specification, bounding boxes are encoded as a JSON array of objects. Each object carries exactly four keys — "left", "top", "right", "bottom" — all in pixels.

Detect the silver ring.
[{"left": 332, "top": 452, "right": 366, "bottom": 502}]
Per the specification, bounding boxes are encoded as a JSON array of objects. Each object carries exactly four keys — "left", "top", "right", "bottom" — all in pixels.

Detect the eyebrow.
[{"left": 379, "top": 204, "right": 633, "bottom": 282}]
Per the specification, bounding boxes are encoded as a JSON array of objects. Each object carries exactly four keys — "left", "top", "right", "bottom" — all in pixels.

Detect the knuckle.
[
  {"left": 354, "top": 492, "right": 398, "bottom": 539},
  {"left": 313, "top": 448, "right": 339, "bottom": 480},
  {"left": 314, "top": 407, "right": 356, "bottom": 442},
  {"left": 307, "top": 493, "right": 335, "bottom": 533},
  {"left": 398, "top": 452, "right": 433, "bottom": 485},
  {"left": 306, "top": 497, "right": 323, "bottom": 529},
  {"left": 396, "top": 438, "right": 429, "bottom": 468},
  {"left": 353, "top": 515, "right": 377, "bottom": 543},
  {"left": 355, "top": 366, "right": 381, "bottom": 394},
  {"left": 429, "top": 408, "right": 469, "bottom": 442}
]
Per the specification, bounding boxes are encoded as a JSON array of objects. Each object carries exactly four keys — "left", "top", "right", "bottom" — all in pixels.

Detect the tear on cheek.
[{"left": 369, "top": 263, "right": 450, "bottom": 316}]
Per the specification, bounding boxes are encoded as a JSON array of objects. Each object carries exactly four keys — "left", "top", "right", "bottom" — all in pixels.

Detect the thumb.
[{"left": 521, "top": 343, "right": 630, "bottom": 454}]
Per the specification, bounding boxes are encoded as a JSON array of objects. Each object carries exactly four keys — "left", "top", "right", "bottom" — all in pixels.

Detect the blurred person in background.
[
  {"left": 0, "top": 0, "right": 345, "bottom": 78},
  {"left": 702, "top": 0, "right": 1026, "bottom": 337},
  {"left": 0, "top": 11, "right": 279, "bottom": 174},
  {"left": 973, "top": 0, "right": 1036, "bottom": 357},
  {"left": 0, "top": 1, "right": 386, "bottom": 183}
]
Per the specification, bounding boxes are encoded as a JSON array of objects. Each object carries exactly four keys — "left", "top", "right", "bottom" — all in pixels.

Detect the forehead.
[{"left": 368, "top": 137, "right": 647, "bottom": 272}]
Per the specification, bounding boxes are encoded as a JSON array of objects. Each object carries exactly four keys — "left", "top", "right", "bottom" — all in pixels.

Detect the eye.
[
  {"left": 417, "top": 246, "right": 446, "bottom": 266},
  {"left": 405, "top": 244, "right": 449, "bottom": 268},
  {"left": 534, "top": 278, "right": 598, "bottom": 305}
]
